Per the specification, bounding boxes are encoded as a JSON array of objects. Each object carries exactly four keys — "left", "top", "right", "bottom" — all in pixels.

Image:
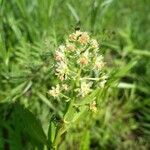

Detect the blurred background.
[{"left": 0, "top": 0, "right": 150, "bottom": 149}]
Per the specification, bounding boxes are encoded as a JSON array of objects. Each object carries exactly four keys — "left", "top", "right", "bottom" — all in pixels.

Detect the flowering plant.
[
  {"left": 49, "top": 30, "right": 107, "bottom": 108},
  {"left": 47, "top": 31, "right": 107, "bottom": 149}
]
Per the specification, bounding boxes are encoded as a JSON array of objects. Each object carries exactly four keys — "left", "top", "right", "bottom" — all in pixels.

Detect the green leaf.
[
  {"left": 47, "top": 117, "right": 57, "bottom": 146},
  {"left": 64, "top": 100, "right": 76, "bottom": 123},
  {"left": 64, "top": 100, "right": 87, "bottom": 123},
  {"left": 66, "top": 3, "right": 79, "bottom": 22},
  {"left": 37, "top": 92, "right": 55, "bottom": 110},
  {"left": 79, "top": 130, "right": 90, "bottom": 150},
  {"left": 16, "top": 104, "right": 47, "bottom": 145}
]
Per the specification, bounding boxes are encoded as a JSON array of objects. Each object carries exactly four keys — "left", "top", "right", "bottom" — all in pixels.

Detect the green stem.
[{"left": 53, "top": 124, "right": 67, "bottom": 150}]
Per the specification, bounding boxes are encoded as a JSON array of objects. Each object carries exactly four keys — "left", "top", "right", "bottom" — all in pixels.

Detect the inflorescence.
[{"left": 48, "top": 30, "right": 107, "bottom": 112}]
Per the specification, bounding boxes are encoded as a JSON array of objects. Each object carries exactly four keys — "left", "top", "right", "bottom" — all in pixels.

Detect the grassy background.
[{"left": 0, "top": 0, "right": 150, "bottom": 149}]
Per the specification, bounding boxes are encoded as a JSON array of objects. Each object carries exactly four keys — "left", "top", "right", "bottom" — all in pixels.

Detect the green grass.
[{"left": 0, "top": 0, "right": 150, "bottom": 149}]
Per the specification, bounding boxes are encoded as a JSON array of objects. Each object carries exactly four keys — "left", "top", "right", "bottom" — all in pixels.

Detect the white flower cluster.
[{"left": 48, "top": 31, "right": 107, "bottom": 111}]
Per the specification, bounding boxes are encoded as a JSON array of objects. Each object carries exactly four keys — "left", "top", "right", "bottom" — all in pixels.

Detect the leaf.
[
  {"left": 36, "top": 92, "right": 55, "bottom": 110},
  {"left": 117, "top": 82, "right": 135, "bottom": 89},
  {"left": 22, "top": 80, "right": 32, "bottom": 94},
  {"left": 64, "top": 100, "right": 87, "bottom": 124},
  {"left": 107, "top": 59, "right": 138, "bottom": 87},
  {"left": 114, "top": 60, "right": 137, "bottom": 78},
  {"left": 15, "top": 104, "right": 47, "bottom": 145},
  {"left": 79, "top": 130, "right": 90, "bottom": 150},
  {"left": 0, "top": 0, "right": 3, "bottom": 5},
  {"left": 0, "top": 128, "right": 4, "bottom": 150},
  {"left": 64, "top": 100, "right": 76, "bottom": 123},
  {"left": 71, "top": 105, "right": 87, "bottom": 123},
  {"left": 66, "top": 3, "right": 79, "bottom": 22},
  {"left": 0, "top": 82, "right": 27, "bottom": 103},
  {"left": 47, "top": 116, "right": 57, "bottom": 146}
]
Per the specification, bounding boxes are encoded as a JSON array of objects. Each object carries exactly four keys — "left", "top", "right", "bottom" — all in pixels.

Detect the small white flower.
[
  {"left": 99, "top": 74, "right": 107, "bottom": 87},
  {"left": 55, "top": 61, "right": 68, "bottom": 80},
  {"left": 55, "top": 50, "right": 65, "bottom": 61},
  {"left": 48, "top": 84, "right": 60, "bottom": 98},
  {"left": 78, "top": 52, "right": 89, "bottom": 65},
  {"left": 94, "top": 55, "right": 105, "bottom": 69},
  {"left": 101, "top": 74, "right": 108, "bottom": 80},
  {"left": 66, "top": 43, "right": 76, "bottom": 52},
  {"left": 58, "top": 45, "right": 65, "bottom": 52},
  {"left": 89, "top": 101, "right": 97, "bottom": 113},
  {"left": 78, "top": 32, "right": 90, "bottom": 45},
  {"left": 69, "top": 31, "right": 82, "bottom": 41},
  {"left": 79, "top": 56, "right": 88, "bottom": 65},
  {"left": 99, "top": 80, "right": 107, "bottom": 87},
  {"left": 62, "top": 84, "right": 69, "bottom": 91},
  {"left": 90, "top": 39, "right": 99, "bottom": 49},
  {"left": 79, "top": 81, "right": 93, "bottom": 97}
]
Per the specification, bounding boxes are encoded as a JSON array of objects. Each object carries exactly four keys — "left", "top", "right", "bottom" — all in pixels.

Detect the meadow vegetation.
[{"left": 0, "top": 0, "right": 150, "bottom": 149}]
